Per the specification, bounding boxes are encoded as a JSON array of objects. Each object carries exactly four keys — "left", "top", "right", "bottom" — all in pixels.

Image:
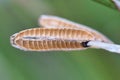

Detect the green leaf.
[{"left": 92, "top": 0, "right": 118, "bottom": 10}]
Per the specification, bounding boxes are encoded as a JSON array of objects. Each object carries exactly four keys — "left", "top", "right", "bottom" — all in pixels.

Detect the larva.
[
  {"left": 39, "top": 15, "right": 113, "bottom": 43},
  {"left": 10, "top": 28, "right": 95, "bottom": 51}
]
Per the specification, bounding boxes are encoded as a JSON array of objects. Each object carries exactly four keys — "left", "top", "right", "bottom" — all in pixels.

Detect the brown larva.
[{"left": 10, "top": 28, "right": 95, "bottom": 51}]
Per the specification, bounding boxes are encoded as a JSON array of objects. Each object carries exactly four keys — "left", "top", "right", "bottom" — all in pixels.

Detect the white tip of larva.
[
  {"left": 10, "top": 33, "right": 21, "bottom": 50},
  {"left": 39, "top": 15, "right": 60, "bottom": 21},
  {"left": 10, "top": 33, "right": 28, "bottom": 51},
  {"left": 10, "top": 33, "right": 18, "bottom": 46},
  {"left": 38, "top": 15, "right": 50, "bottom": 26},
  {"left": 39, "top": 15, "right": 55, "bottom": 20},
  {"left": 38, "top": 15, "right": 60, "bottom": 27},
  {"left": 40, "top": 15, "right": 50, "bottom": 19}
]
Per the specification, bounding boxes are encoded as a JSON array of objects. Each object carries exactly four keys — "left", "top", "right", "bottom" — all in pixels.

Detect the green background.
[{"left": 0, "top": 0, "right": 120, "bottom": 80}]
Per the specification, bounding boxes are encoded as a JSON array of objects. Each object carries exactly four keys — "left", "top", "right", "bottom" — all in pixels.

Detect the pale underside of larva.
[
  {"left": 11, "top": 28, "right": 95, "bottom": 51},
  {"left": 39, "top": 15, "right": 113, "bottom": 43}
]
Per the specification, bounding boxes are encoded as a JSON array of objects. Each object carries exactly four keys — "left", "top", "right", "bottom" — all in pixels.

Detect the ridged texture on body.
[
  {"left": 15, "top": 39, "right": 86, "bottom": 51},
  {"left": 11, "top": 28, "right": 95, "bottom": 51},
  {"left": 39, "top": 15, "right": 113, "bottom": 43}
]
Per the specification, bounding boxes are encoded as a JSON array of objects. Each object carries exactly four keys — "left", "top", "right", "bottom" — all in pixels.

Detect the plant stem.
[{"left": 88, "top": 41, "right": 120, "bottom": 53}]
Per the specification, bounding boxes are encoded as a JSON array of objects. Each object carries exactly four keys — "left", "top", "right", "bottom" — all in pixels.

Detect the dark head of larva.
[{"left": 81, "top": 41, "right": 90, "bottom": 47}]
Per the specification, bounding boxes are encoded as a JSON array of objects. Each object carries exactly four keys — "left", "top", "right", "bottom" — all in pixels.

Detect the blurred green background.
[{"left": 1, "top": 0, "right": 120, "bottom": 80}]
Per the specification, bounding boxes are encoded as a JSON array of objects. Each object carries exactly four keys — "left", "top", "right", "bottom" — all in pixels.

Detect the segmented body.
[{"left": 11, "top": 28, "right": 95, "bottom": 51}]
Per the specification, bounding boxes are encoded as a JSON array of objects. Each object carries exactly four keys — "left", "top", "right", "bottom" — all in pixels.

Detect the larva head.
[
  {"left": 10, "top": 32, "right": 27, "bottom": 51},
  {"left": 10, "top": 33, "right": 19, "bottom": 49}
]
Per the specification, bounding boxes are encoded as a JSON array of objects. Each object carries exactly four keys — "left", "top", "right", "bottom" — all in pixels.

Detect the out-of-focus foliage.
[
  {"left": 1, "top": 0, "right": 120, "bottom": 80},
  {"left": 93, "top": 0, "right": 120, "bottom": 12},
  {"left": 92, "top": 0, "right": 117, "bottom": 10}
]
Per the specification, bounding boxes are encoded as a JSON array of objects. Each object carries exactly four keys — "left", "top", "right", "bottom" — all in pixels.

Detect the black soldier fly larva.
[{"left": 10, "top": 28, "right": 95, "bottom": 51}]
